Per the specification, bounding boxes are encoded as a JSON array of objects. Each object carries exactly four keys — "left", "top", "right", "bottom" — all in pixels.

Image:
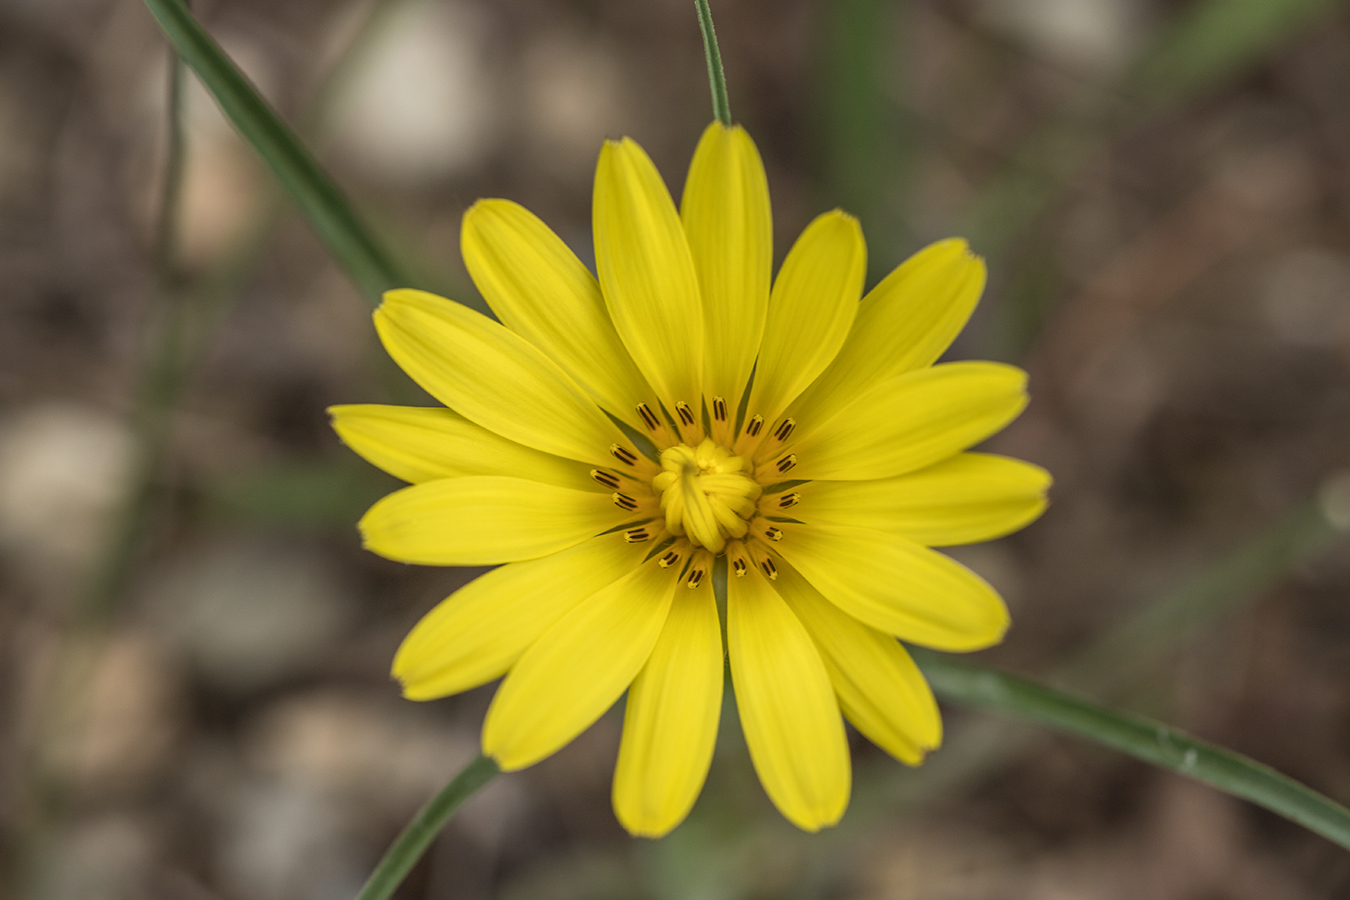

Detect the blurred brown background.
[{"left": 4, "top": 0, "right": 1350, "bottom": 897}]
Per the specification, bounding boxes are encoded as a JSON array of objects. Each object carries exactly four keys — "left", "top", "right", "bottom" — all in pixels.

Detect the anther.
[
  {"left": 763, "top": 526, "right": 783, "bottom": 542},
  {"left": 759, "top": 558, "right": 778, "bottom": 580},
  {"left": 636, "top": 403, "right": 661, "bottom": 431},
  {"left": 624, "top": 527, "right": 651, "bottom": 543},
  {"left": 772, "top": 418, "right": 796, "bottom": 442},
  {"left": 685, "top": 567, "right": 705, "bottom": 588},
  {"left": 610, "top": 444, "right": 639, "bottom": 466},
  {"left": 732, "top": 558, "right": 748, "bottom": 577},
  {"left": 746, "top": 415, "right": 764, "bottom": 437},
  {"left": 775, "top": 454, "right": 797, "bottom": 474},
  {"left": 590, "top": 469, "right": 621, "bottom": 490},
  {"left": 712, "top": 396, "right": 728, "bottom": 422},
  {"left": 777, "top": 492, "right": 801, "bottom": 510},
  {"left": 658, "top": 550, "right": 683, "bottom": 568},
  {"left": 675, "top": 402, "right": 696, "bottom": 427},
  {"left": 613, "top": 492, "right": 638, "bottom": 511}
]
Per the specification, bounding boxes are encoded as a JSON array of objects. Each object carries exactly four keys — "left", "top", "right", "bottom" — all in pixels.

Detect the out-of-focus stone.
[
  {"left": 1261, "top": 248, "right": 1350, "bottom": 347},
  {"left": 520, "top": 32, "right": 630, "bottom": 173},
  {"left": 976, "top": 0, "right": 1145, "bottom": 75},
  {"left": 332, "top": 0, "right": 497, "bottom": 183},
  {"left": 217, "top": 780, "right": 366, "bottom": 900},
  {"left": 244, "top": 689, "right": 529, "bottom": 847},
  {"left": 0, "top": 404, "right": 134, "bottom": 591},
  {"left": 244, "top": 689, "right": 474, "bottom": 809},
  {"left": 46, "top": 630, "right": 181, "bottom": 796},
  {"left": 140, "top": 540, "right": 355, "bottom": 693},
  {"left": 37, "top": 814, "right": 157, "bottom": 900}
]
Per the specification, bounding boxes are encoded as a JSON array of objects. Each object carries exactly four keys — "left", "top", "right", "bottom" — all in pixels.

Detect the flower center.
[{"left": 650, "top": 439, "right": 761, "bottom": 554}]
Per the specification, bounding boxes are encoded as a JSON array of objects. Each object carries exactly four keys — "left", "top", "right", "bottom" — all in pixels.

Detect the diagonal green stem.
[
  {"left": 139, "top": 0, "right": 406, "bottom": 304},
  {"left": 914, "top": 649, "right": 1350, "bottom": 851},
  {"left": 355, "top": 755, "right": 500, "bottom": 900},
  {"left": 695, "top": 0, "right": 732, "bottom": 126}
]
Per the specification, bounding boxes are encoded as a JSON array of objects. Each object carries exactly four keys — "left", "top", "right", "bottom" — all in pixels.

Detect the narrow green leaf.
[
  {"left": 140, "top": 0, "right": 406, "bottom": 305},
  {"left": 1132, "top": 0, "right": 1344, "bottom": 105},
  {"left": 915, "top": 650, "right": 1350, "bottom": 851}
]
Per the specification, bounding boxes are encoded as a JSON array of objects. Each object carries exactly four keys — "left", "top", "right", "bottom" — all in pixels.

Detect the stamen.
[
  {"left": 613, "top": 492, "right": 639, "bottom": 511},
  {"left": 624, "top": 527, "right": 651, "bottom": 543},
  {"left": 590, "top": 469, "right": 621, "bottom": 490},
  {"left": 763, "top": 526, "right": 783, "bottom": 542},
  {"left": 775, "top": 454, "right": 797, "bottom": 474},
  {"left": 745, "top": 415, "right": 764, "bottom": 437},
  {"left": 676, "top": 402, "right": 696, "bottom": 427},
  {"left": 726, "top": 540, "right": 751, "bottom": 578},
  {"left": 772, "top": 418, "right": 795, "bottom": 442},
  {"left": 777, "top": 491, "right": 800, "bottom": 510},
  {"left": 657, "top": 549, "right": 683, "bottom": 568},
  {"left": 636, "top": 403, "right": 661, "bottom": 431},
  {"left": 610, "top": 444, "right": 639, "bottom": 466},
  {"left": 685, "top": 566, "right": 705, "bottom": 588},
  {"left": 712, "top": 396, "right": 728, "bottom": 422},
  {"left": 746, "top": 539, "right": 779, "bottom": 580}
]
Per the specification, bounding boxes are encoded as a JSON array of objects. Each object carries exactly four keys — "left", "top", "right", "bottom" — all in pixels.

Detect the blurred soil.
[{"left": 3, "top": 0, "right": 1350, "bottom": 898}]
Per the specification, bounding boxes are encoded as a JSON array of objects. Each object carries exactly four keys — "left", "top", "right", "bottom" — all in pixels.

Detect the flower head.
[{"left": 331, "top": 122, "right": 1049, "bottom": 836}]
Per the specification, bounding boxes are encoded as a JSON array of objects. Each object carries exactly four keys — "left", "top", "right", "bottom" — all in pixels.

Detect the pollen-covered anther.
[
  {"left": 776, "top": 491, "right": 801, "bottom": 510},
  {"left": 623, "top": 527, "right": 652, "bottom": 543},
  {"left": 726, "top": 540, "right": 751, "bottom": 578},
  {"left": 774, "top": 453, "right": 797, "bottom": 474},
  {"left": 684, "top": 550, "right": 713, "bottom": 589},
  {"left": 711, "top": 396, "right": 728, "bottom": 423},
  {"left": 635, "top": 403, "right": 662, "bottom": 432},
  {"left": 745, "top": 539, "right": 779, "bottom": 581},
  {"left": 772, "top": 418, "right": 795, "bottom": 442},
  {"left": 590, "top": 468, "right": 623, "bottom": 490},
  {"left": 611, "top": 489, "right": 657, "bottom": 516},
  {"left": 657, "top": 548, "right": 684, "bottom": 568},
  {"left": 652, "top": 439, "right": 762, "bottom": 554}
]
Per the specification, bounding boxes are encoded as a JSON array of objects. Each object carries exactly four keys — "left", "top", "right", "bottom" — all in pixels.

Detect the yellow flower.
[{"left": 330, "top": 123, "right": 1049, "bottom": 837}]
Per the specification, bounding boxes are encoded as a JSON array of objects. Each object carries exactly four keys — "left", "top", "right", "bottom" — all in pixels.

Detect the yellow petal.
[
  {"left": 594, "top": 138, "right": 703, "bottom": 415},
  {"left": 727, "top": 571, "right": 850, "bottom": 831},
  {"left": 329, "top": 404, "right": 598, "bottom": 492},
  {"left": 783, "top": 362, "right": 1028, "bottom": 481},
  {"left": 745, "top": 211, "right": 865, "bottom": 425},
  {"left": 483, "top": 560, "right": 678, "bottom": 770},
  {"left": 772, "top": 562, "right": 940, "bottom": 764},
  {"left": 797, "top": 453, "right": 1051, "bottom": 546},
  {"left": 790, "top": 239, "right": 985, "bottom": 425},
  {"left": 462, "top": 200, "right": 660, "bottom": 433},
  {"left": 359, "top": 476, "right": 616, "bottom": 566},
  {"left": 613, "top": 580, "right": 723, "bottom": 837},
  {"left": 681, "top": 122, "right": 771, "bottom": 409},
  {"left": 394, "top": 534, "right": 650, "bottom": 699},
  {"left": 374, "top": 289, "right": 632, "bottom": 468},
  {"left": 774, "top": 523, "right": 1009, "bottom": 651}
]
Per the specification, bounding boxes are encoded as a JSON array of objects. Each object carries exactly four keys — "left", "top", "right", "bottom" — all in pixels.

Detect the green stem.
[
  {"left": 915, "top": 650, "right": 1350, "bottom": 851},
  {"left": 695, "top": 0, "right": 732, "bottom": 126},
  {"left": 78, "top": 19, "right": 195, "bottom": 621},
  {"left": 139, "top": 0, "right": 406, "bottom": 304},
  {"left": 355, "top": 755, "right": 500, "bottom": 900}
]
